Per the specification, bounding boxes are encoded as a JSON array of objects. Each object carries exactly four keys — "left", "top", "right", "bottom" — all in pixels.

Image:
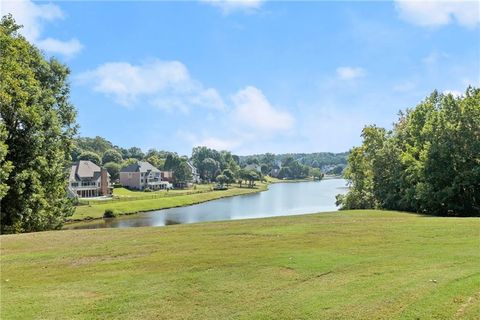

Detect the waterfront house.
[
  {"left": 120, "top": 161, "right": 171, "bottom": 190},
  {"left": 68, "top": 160, "right": 112, "bottom": 198},
  {"left": 187, "top": 161, "right": 200, "bottom": 183}
]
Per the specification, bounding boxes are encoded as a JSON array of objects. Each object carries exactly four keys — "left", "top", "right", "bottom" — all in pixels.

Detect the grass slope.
[
  {"left": 72, "top": 183, "right": 268, "bottom": 220},
  {"left": 1, "top": 210, "right": 479, "bottom": 319}
]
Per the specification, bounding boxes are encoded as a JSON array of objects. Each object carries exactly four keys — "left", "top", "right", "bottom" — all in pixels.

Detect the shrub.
[
  {"left": 144, "top": 188, "right": 152, "bottom": 192},
  {"left": 103, "top": 209, "right": 116, "bottom": 218}
]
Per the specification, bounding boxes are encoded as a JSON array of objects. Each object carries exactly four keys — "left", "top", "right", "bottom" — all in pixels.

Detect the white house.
[{"left": 120, "top": 161, "right": 171, "bottom": 190}]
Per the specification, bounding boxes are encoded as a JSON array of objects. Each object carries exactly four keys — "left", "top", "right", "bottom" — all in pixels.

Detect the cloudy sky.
[{"left": 3, "top": 0, "right": 479, "bottom": 155}]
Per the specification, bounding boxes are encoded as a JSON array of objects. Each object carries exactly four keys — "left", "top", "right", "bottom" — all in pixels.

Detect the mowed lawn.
[
  {"left": 1, "top": 210, "right": 479, "bottom": 319},
  {"left": 72, "top": 183, "right": 268, "bottom": 220}
]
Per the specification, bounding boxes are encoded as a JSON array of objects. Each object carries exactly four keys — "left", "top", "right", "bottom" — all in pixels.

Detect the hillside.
[{"left": 1, "top": 210, "right": 478, "bottom": 319}]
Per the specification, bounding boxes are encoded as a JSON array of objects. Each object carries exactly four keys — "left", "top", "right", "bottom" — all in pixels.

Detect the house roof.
[
  {"left": 121, "top": 161, "right": 160, "bottom": 173},
  {"left": 70, "top": 160, "right": 102, "bottom": 181},
  {"left": 186, "top": 161, "right": 196, "bottom": 170}
]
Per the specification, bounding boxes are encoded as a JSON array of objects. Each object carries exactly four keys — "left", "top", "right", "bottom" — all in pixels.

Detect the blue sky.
[{"left": 4, "top": 0, "right": 479, "bottom": 155}]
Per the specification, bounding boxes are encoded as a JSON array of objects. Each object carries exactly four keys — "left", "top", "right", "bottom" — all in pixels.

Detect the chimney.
[{"left": 100, "top": 169, "right": 110, "bottom": 196}]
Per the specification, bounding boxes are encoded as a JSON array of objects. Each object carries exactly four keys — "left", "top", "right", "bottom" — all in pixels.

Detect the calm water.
[{"left": 66, "top": 179, "right": 348, "bottom": 230}]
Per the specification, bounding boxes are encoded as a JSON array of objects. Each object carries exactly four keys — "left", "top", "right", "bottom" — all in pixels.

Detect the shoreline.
[
  {"left": 67, "top": 182, "right": 270, "bottom": 223},
  {"left": 67, "top": 177, "right": 344, "bottom": 224}
]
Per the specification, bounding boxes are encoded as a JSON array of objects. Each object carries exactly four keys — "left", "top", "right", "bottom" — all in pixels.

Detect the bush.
[
  {"left": 144, "top": 188, "right": 152, "bottom": 192},
  {"left": 103, "top": 209, "right": 116, "bottom": 218}
]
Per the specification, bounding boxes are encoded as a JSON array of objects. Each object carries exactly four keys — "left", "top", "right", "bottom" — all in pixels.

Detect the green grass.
[
  {"left": 112, "top": 184, "right": 215, "bottom": 198},
  {"left": 72, "top": 183, "right": 268, "bottom": 220},
  {"left": 1, "top": 210, "right": 479, "bottom": 319}
]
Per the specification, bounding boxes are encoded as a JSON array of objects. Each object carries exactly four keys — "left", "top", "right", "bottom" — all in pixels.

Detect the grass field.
[
  {"left": 72, "top": 183, "right": 268, "bottom": 220},
  {"left": 1, "top": 210, "right": 479, "bottom": 319}
]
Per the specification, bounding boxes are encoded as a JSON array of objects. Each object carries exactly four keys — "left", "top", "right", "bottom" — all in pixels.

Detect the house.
[
  {"left": 187, "top": 161, "right": 200, "bottom": 183},
  {"left": 244, "top": 163, "right": 262, "bottom": 173},
  {"left": 68, "top": 160, "right": 112, "bottom": 198},
  {"left": 120, "top": 161, "right": 171, "bottom": 190}
]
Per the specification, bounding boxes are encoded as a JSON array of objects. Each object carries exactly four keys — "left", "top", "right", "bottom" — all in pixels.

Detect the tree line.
[{"left": 337, "top": 88, "right": 480, "bottom": 217}]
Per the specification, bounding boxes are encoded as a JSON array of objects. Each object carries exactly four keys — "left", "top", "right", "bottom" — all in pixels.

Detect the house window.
[{"left": 71, "top": 182, "right": 78, "bottom": 187}]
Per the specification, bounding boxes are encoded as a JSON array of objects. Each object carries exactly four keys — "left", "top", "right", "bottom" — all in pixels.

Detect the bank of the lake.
[
  {"left": 2, "top": 210, "right": 479, "bottom": 319},
  {"left": 67, "top": 179, "right": 348, "bottom": 229},
  {"left": 72, "top": 182, "right": 269, "bottom": 221}
]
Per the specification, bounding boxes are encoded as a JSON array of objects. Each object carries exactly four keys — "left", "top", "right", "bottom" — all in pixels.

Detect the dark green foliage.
[
  {"left": 240, "top": 152, "right": 348, "bottom": 169},
  {"left": 79, "top": 151, "right": 102, "bottom": 166},
  {"left": 338, "top": 88, "right": 480, "bottom": 216},
  {"left": 103, "top": 162, "right": 121, "bottom": 181},
  {"left": 0, "top": 16, "right": 77, "bottom": 233},
  {"left": 103, "top": 209, "right": 116, "bottom": 218},
  {"left": 164, "top": 153, "right": 181, "bottom": 171},
  {"left": 128, "top": 147, "right": 144, "bottom": 160},
  {"left": 173, "top": 161, "right": 193, "bottom": 186},
  {"left": 76, "top": 136, "right": 113, "bottom": 155},
  {"left": 239, "top": 169, "right": 260, "bottom": 188},
  {"left": 278, "top": 157, "right": 309, "bottom": 179},
  {"left": 215, "top": 174, "right": 227, "bottom": 187},
  {"left": 102, "top": 149, "right": 122, "bottom": 164},
  {"left": 0, "top": 122, "right": 13, "bottom": 199}
]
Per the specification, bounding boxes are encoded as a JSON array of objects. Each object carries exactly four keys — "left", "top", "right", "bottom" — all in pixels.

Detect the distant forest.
[{"left": 239, "top": 152, "right": 348, "bottom": 169}]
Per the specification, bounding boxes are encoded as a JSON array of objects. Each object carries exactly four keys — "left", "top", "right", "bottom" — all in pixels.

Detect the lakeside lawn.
[
  {"left": 72, "top": 183, "right": 269, "bottom": 220},
  {"left": 1, "top": 210, "right": 479, "bottom": 319}
]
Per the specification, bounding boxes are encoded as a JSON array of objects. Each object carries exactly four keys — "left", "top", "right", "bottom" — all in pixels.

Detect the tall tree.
[
  {"left": 0, "top": 16, "right": 78, "bottom": 233},
  {"left": 338, "top": 88, "right": 480, "bottom": 216},
  {"left": 102, "top": 149, "right": 122, "bottom": 164},
  {"left": 79, "top": 151, "right": 102, "bottom": 166},
  {"left": 173, "top": 161, "right": 192, "bottom": 187}
]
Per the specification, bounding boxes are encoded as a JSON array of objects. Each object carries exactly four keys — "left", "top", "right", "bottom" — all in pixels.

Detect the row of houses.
[{"left": 68, "top": 160, "right": 200, "bottom": 198}]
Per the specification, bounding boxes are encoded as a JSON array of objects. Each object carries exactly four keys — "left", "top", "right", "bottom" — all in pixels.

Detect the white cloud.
[
  {"left": 395, "top": 0, "right": 480, "bottom": 28},
  {"left": 231, "top": 86, "right": 294, "bottom": 132},
  {"left": 2, "top": 0, "right": 83, "bottom": 57},
  {"left": 77, "top": 59, "right": 225, "bottom": 111},
  {"left": 178, "top": 86, "right": 295, "bottom": 152},
  {"left": 36, "top": 38, "right": 83, "bottom": 57},
  {"left": 201, "top": 0, "right": 263, "bottom": 14},
  {"left": 336, "top": 67, "right": 366, "bottom": 80}
]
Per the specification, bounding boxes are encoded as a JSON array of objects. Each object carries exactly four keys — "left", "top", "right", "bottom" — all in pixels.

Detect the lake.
[{"left": 66, "top": 179, "right": 348, "bottom": 230}]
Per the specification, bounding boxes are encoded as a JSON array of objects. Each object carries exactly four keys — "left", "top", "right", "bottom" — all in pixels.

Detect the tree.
[
  {"left": 239, "top": 169, "right": 259, "bottom": 188},
  {"left": 121, "top": 158, "right": 138, "bottom": 168},
  {"left": 164, "top": 153, "right": 181, "bottom": 171},
  {"left": 278, "top": 167, "right": 291, "bottom": 179},
  {"left": 104, "top": 162, "right": 121, "bottom": 181},
  {"left": 173, "top": 161, "right": 192, "bottom": 187},
  {"left": 0, "top": 16, "right": 77, "bottom": 233},
  {"left": 201, "top": 158, "right": 218, "bottom": 181},
  {"left": 0, "top": 122, "right": 13, "bottom": 199},
  {"left": 75, "top": 136, "right": 113, "bottom": 155},
  {"left": 145, "top": 154, "right": 163, "bottom": 169},
  {"left": 215, "top": 174, "right": 227, "bottom": 187},
  {"left": 338, "top": 88, "right": 480, "bottom": 216},
  {"left": 79, "top": 151, "right": 102, "bottom": 166},
  {"left": 310, "top": 168, "right": 323, "bottom": 180},
  {"left": 128, "top": 147, "right": 144, "bottom": 160},
  {"left": 102, "top": 149, "right": 122, "bottom": 164},
  {"left": 222, "top": 169, "right": 235, "bottom": 186}
]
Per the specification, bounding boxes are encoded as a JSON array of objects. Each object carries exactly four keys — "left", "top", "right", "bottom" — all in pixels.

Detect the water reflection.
[{"left": 66, "top": 179, "right": 348, "bottom": 230}]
